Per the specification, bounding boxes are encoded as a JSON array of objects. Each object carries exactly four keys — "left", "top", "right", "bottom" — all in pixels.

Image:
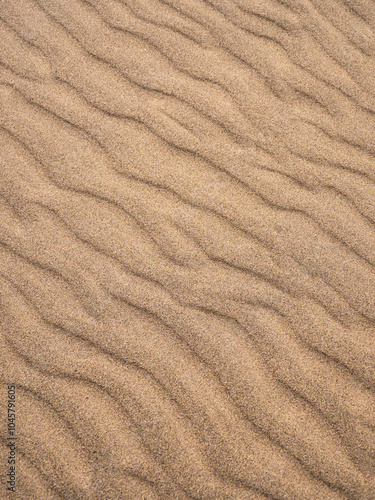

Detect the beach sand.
[{"left": 0, "top": 0, "right": 374, "bottom": 498}]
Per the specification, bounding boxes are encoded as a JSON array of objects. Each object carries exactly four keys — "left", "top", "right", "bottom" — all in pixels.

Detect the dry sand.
[{"left": 0, "top": 0, "right": 374, "bottom": 498}]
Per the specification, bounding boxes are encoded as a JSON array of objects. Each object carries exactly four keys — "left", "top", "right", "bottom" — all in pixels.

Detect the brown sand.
[{"left": 0, "top": 0, "right": 374, "bottom": 498}]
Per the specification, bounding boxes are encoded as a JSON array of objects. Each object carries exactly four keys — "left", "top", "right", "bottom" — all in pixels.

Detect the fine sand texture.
[{"left": 0, "top": 0, "right": 375, "bottom": 498}]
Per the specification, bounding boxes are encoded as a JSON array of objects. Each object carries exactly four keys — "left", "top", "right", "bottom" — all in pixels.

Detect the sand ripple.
[{"left": 0, "top": 0, "right": 374, "bottom": 498}]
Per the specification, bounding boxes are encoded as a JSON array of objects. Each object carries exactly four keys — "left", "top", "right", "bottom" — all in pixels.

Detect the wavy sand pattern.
[{"left": 0, "top": 0, "right": 374, "bottom": 498}]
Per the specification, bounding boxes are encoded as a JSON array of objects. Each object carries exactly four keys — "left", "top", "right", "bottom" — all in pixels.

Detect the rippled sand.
[{"left": 0, "top": 0, "right": 374, "bottom": 498}]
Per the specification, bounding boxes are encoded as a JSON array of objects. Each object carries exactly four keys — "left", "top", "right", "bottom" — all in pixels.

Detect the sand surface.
[{"left": 0, "top": 0, "right": 374, "bottom": 498}]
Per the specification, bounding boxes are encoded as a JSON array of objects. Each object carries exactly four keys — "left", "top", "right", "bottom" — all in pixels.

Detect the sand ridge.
[{"left": 0, "top": 0, "right": 374, "bottom": 498}]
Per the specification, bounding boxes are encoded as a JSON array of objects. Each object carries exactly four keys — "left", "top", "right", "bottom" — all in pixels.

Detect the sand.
[{"left": 0, "top": 0, "right": 374, "bottom": 498}]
